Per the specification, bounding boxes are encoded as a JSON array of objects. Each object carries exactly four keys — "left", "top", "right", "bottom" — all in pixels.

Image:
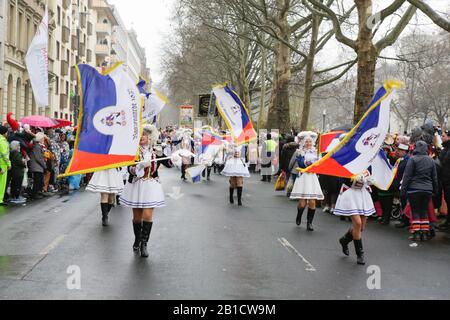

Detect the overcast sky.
[
  {"left": 108, "top": 0, "right": 175, "bottom": 85},
  {"left": 108, "top": 0, "right": 449, "bottom": 86}
]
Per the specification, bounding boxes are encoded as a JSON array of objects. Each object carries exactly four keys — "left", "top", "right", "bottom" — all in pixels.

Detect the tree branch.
[{"left": 408, "top": 0, "right": 450, "bottom": 32}]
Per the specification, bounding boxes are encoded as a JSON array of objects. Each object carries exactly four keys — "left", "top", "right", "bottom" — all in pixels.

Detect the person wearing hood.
[
  {"left": 401, "top": 141, "right": 438, "bottom": 242},
  {"left": 0, "top": 126, "right": 11, "bottom": 206},
  {"left": 437, "top": 130, "right": 450, "bottom": 230}
]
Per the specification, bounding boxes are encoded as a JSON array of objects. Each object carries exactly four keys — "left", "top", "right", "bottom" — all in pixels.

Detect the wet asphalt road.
[{"left": 0, "top": 166, "right": 449, "bottom": 300}]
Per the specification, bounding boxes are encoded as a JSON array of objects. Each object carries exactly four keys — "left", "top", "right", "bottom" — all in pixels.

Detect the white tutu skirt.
[
  {"left": 221, "top": 159, "right": 250, "bottom": 178},
  {"left": 290, "top": 173, "right": 324, "bottom": 200},
  {"left": 334, "top": 187, "right": 375, "bottom": 217},
  {"left": 120, "top": 179, "right": 166, "bottom": 209},
  {"left": 86, "top": 169, "right": 124, "bottom": 194}
]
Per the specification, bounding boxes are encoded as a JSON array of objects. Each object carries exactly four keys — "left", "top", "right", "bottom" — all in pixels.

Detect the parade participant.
[
  {"left": 280, "top": 135, "right": 298, "bottom": 184},
  {"left": 221, "top": 144, "right": 250, "bottom": 206},
  {"left": 86, "top": 167, "right": 125, "bottom": 227},
  {"left": 378, "top": 144, "right": 396, "bottom": 225},
  {"left": 28, "top": 132, "right": 46, "bottom": 200},
  {"left": 290, "top": 132, "right": 324, "bottom": 231},
  {"left": 120, "top": 124, "right": 165, "bottom": 258},
  {"left": 334, "top": 172, "right": 376, "bottom": 265},
  {"left": 401, "top": 141, "right": 438, "bottom": 242}
]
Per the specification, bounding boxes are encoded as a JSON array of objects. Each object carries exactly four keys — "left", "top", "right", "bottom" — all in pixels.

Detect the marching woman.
[
  {"left": 120, "top": 125, "right": 165, "bottom": 258},
  {"left": 334, "top": 172, "right": 376, "bottom": 265},
  {"left": 290, "top": 132, "right": 324, "bottom": 231},
  {"left": 221, "top": 143, "right": 250, "bottom": 206},
  {"left": 86, "top": 167, "right": 124, "bottom": 227}
]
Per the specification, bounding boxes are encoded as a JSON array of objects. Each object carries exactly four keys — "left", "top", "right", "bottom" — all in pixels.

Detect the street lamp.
[{"left": 322, "top": 110, "right": 327, "bottom": 133}]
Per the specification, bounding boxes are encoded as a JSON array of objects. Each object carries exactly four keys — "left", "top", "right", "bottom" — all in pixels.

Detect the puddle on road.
[{"left": 0, "top": 255, "right": 46, "bottom": 280}]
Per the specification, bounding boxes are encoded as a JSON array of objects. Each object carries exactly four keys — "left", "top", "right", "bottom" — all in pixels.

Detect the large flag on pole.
[
  {"left": 60, "top": 63, "right": 142, "bottom": 177},
  {"left": 302, "top": 80, "right": 402, "bottom": 178},
  {"left": 25, "top": 8, "right": 49, "bottom": 109},
  {"left": 212, "top": 84, "right": 257, "bottom": 145},
  {"left": 137, "top": 80, "right": 167, "bottom": 124}
]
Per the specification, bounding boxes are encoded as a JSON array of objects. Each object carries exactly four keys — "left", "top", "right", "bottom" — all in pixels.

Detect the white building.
[
  {"left": 0, "top": 0, "right": 5, "bottom": 114},
  {"left": 91, "top": 0, "right": 117, "bottom": 70},
  {"left": 126, "top": 29, "right": 144, "bottom": 83},
  {"left": 110, "top": 5, "right": 127, "bottom": 66}
]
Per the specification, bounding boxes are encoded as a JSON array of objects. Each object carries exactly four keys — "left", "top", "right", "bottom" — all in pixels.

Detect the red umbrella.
[
  {"left": 21, "top": 115, "right": 58, "bottom": 128},
  {"left": 52, "top": 119, "right": 73, "bottom": 128}
]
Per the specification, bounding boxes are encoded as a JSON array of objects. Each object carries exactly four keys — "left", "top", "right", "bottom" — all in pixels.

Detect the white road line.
[
  {"left": 40, "top": 234, "right": 66, "bottom": 255},
  {"left": 277, "top": 237, "right": 317, "bottom": 272}
]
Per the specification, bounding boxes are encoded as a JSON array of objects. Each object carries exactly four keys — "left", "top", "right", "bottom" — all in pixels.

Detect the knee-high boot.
[
  {"left": 229, "top": 188, "right": 235, "bottom": 204},
  {"left": 307, "top": 208, "right": 316, "bottom": 231},
  {"left": 237, "top": 187, "right": 243, "bottom": 206},
  {"left": 339, "top": 230, "right": 353, "bottom": 256},
  {"left": 296, "top": 207, "right": 305, "bottom": 226},
  {"left": 132, "top": 221, "right": 142, "bottom": 252},
  {"left": 140, "top": 221, "right": 153, "bottom": 258},
  {"left": 101, "top": 203, "right": 109, "bottom": 226},
  {"left": 354, "top": 239, "right": 366, "bottom": 265}
]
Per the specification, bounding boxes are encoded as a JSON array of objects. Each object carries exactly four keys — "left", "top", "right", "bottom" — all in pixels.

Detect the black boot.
[
  {"left": 140, "top": 221, "right": 153, "bottom": 258},
  {"left": 116, "top": 195, "right": 121, "bottom": 206},
  {"left": 296, "top": 207, "right": 305, "bottom": 226},
  {"left": 339, "top": 230, "right": 353, "bottom": 256},
  {"left": 354, "top": 239, "right": 366, "bottom": 265},
  {"left": 132, "top": 221, "right": 142, "bottom": 252},
  {"left": 307, "top": 209, "right": 315, "bottom": 231},
  {"left": 237, "top": 187, "right": 243, "bottom": 206},
  {"left": 101, "top": 203, "right": 109, "bottom": 226},
  {"left": 229, "top": 188, "right": 235, "bottom": 204}
]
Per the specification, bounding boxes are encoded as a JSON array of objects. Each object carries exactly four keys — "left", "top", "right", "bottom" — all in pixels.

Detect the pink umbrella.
[{"left": 21, "top": 115, "right": 58, "bottom": 128}]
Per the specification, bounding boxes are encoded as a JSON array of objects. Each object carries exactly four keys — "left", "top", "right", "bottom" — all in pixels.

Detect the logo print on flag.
[
  {"left": 212, "top": 84, "right": 257, "bottom": 145},
  {"left": 61, "top": 63, "right": 142, "bottom": 177},
  {"left": 302, "top": 80, "right": 402, "bottom": 178}
]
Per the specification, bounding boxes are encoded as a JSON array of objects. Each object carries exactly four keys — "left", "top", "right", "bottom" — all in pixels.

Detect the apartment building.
[{"left": 0, "top": 0, "right": 5, "bottom": 114}]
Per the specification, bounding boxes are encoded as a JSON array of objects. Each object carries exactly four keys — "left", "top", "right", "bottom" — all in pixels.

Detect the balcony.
[
  {"left": 95, "top": 44, "right": 109, "bottom": 56},
  {"left": 96, "top": 23, "right": 111, "bottom": 35},
  {"left": 60, "top": 94, "right": 68, "bottom": 109},
  {"left": 62, "top": 26, "right": 70, "bottom": 43},
  {"left": 80, "top": 14, "right": 87, "bottom": 29},
  {"left": 61, "top": 60, "right": 69, "bottom": 76},
  {"left": 62, "top": 0, "right": 71, "bottom": 10}
]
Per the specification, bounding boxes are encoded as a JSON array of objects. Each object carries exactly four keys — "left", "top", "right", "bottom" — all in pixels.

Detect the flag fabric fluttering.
[
  {"left": 25, "top": 8, "right": 49, "bottom": 109},
  {"left": 212, "top": 84, "right": 257, "bottom": 145},
  {"left": 60, "top": 63, "right": 142, "bottom": 177},
  {"left": 302, "top": 80, "right": 403, "bottom": 178},
  {"left": 371, "top": 150, "right": 400, "bottom": 191},
  {"left": 137, "top": 80, "right": 167, "bottom": 124},
  {"left": 186, "top": 165, "right": 207, "bottom": 183},
  {"left": 319, "top": 131, "right": 345, "bottom": 154}
]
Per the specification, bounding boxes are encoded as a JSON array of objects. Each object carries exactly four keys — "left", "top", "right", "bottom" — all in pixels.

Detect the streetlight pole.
[{"left": 322, "top": 110, "right": 327, "bottom": 133}]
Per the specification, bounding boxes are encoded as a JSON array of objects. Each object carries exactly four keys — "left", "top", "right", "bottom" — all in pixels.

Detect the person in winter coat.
[
  {"left": 280, "top": 136, "right": 299, "bottom": 183},
  {"left": 437, "top": 130, "right": 450, "bottom": 230},
  {"left": 9, "top": 141, "right": 26, "bottom": 204},
  {"left": 0, "top": 126, "right": 11, "bottom": 205},
  {"left": 394, "top": 143, "right": 411, "bottom": 228},
  {"left": 28, "top": 133, "right": 47, "bottom": 199},
  {"left": 401, "top": 141, "right": 438, "bottom": 242}
]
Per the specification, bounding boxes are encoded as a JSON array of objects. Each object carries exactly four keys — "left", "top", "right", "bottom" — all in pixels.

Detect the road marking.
[
  {"left": 40, "top": 234, "right": 66, "bottom": 255},
  {"left": 277, "top": 237, "right": 317, "bottom": 272}
]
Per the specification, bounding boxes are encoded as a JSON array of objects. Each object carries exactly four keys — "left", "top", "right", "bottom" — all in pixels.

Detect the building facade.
[{"left": 0, "top": 0, "right": 5, "bottom": 114}]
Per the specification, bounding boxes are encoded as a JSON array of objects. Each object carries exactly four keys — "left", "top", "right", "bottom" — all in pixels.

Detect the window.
[
  {"left": 55, "top": 76, "right": 59, "bottom": 94},
  {"left": 8, "top": 4, "right": 15, "bottom": 44},
  {"left": 60, "top": 112, "right": 63, "bottom": 119},
  {"left": 66, "top": 81, "right": 69, "bottom": 95},
  {"left": 66, "top": 49, "right": 69, "bottom": 62},
  {"left": 54, "top": 112, "right": 58, "bottom": 118},
  {"left": 103, "top": 19, "right": 108, "bottom": 24},
  {"left": 56, "top": 41, "right": 60, "bottom": 60},
  {"left": 57, "top": 6, "right": 61, "bottom": 26},
  {"left": 26, "top": 18, "right": 31, "bottom": 46},
  {"left": 65, "top": 114, "right": 68, "bottom": 120},
  {"left": 18, "top": 11, "right": 24, "bottom": 49}
]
